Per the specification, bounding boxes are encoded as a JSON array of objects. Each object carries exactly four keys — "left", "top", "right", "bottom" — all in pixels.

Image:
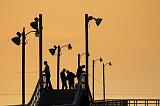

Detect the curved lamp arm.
[
  {"left": 25, "top": 31, "right": 36, "bottom": 36},
  {"left": 60, "top": 44, "right": 69, "bottom": 49},
  {"left": 104, "top": 62, "right": 112, "bottom": 66},
  {"left": 80, "top": 52, "right": 90, "bottom": 57},
  {"left": 60, "top": 43, "right": 72, "bottom": 50},
  {"left": 94, "top": 57, "right": 103, "bottom": 63}
]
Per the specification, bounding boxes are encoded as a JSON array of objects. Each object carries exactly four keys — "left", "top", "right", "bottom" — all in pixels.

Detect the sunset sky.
[{"left": 1, "top": 0, "right": 160, "bottom": 105}]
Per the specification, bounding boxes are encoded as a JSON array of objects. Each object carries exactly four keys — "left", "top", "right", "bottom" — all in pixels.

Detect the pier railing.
[
  {"left": 93, "top": 99, "right": 160, "bottom": 106},
  {"left": 27, "top": 74, "right": 46, "bottom": 106}
]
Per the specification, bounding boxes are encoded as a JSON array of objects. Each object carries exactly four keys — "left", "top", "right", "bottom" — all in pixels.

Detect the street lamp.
[
  {"left": 85, "top": 14, "right": 102, "bottom": 105},
  {"left": 77, "top": 52, "right": 90, "bottom": 68},
  {"left": 92, "top": 57, "right": 103, "bottom": 100},
  {"left": 103, "top": 62, "right": 112, "bottom": 100},
  {"left": 49, "top": 43, "right": 72, "bottom": 90},
  {"left": 30, "top": 14, "right": 43, "bottom": 78},
  {"left": 11, "top": 27, "right": 37, "bottom": 106}
]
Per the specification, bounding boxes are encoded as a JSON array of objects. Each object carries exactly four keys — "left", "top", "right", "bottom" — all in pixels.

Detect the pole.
[
  {"left": 92, "top": 60, "right": 95, "bottom": 100},
  {"left": 85, "top": 14, "right": 89, "bottom": 105},
  {"left": 57, "top": 46, "right": 60, "bottom": 90},
  {"left": 103, "top": 63, "right": 105, "bottom": 100},
  {"left": 78, "top": 54, "right": 80, "bottom": 68},
  {"left": 39, "top": 14, "right": 43, "bottom": 78},
  {"left": 22, "top": 27, "right": 25, "bottom": 105}
]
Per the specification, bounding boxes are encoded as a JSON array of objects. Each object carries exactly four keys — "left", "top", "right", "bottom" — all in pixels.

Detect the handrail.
[
  {"left": 27, "top": 74, "right": 45, "bottom": 106},
  {"left": 69, "top": 74, "right": 94, "bottom": 106},
  {"left": 62, "top": 74, "right": 85, "bottom": 106},
  {"left": 71, "top": 74, "right": 85, "bottom": 105},
  {"left": 88, "top": 86, "right": 95, "bottom": 105}
]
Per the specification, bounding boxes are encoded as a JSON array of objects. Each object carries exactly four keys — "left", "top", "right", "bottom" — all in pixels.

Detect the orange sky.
[{"left": 1, "top": 0, "right": 160, "bottom": 105}]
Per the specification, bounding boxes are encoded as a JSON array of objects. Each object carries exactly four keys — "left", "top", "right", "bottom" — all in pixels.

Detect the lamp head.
[
  {"left": 11, "top": 36, "right": 21, "bottom": 46},
  {"left": 11, "top": 32, "right": 22, "bottom": 46},
  {"left": 68, "top": 44, "right": 72, "bottom": 50},
  {"left": 49, "top": 48, "right": 56, "bottom": 55},
  {"left": 95, "top": 18, "right": 102, "bottom": 26},
  {"left": 109, "top": 62, "right": 112, "bottom": 66},
  {"left": 88, "top": 16, "right": 102, "bottom": 26},
  {"left": 100, "top": 57, "right": 103, "bottom": 62},
  {"left": 30, "top": 21, "right": 38, "bottom": 30},
  {"left": 30, "top": 17, "right": 39, "bottom": 37},
  {"left": 30, "top": 17, "right": 38, "bottom": 30}
]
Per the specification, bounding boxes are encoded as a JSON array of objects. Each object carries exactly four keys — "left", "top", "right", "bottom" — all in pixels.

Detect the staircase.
[
  {"left": 28, "top": 74, "right": 86, "bottom": 106},
  {"left": 38, "top": 89, "right": 75, "bottom": 106}
]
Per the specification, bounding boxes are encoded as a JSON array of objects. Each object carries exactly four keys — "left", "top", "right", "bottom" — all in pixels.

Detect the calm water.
[{"left": 0, "top": 95, "right": 31, "bottom": 106}]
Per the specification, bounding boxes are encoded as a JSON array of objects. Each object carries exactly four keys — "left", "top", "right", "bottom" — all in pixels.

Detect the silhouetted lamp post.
[
  {"left": 49, "top": 44, "right": 72, "bottom": 90},
  {"left": 103, "top": 62, "right": 112, "bottom": 100},
  {"left": 77, "top": 52, "right": 90, "bottom": 68},
  {"left": 11, "top": 27, "right": 38, "bottom": 105},
  {"left": 30, "top": 14, "right": 43, "bottom": 78},
  {"left": 85, "top": 14, "right": 102, "bottom": 104},
  {"left": 92, "top": 57, "right": 103, "bottom": 100}
]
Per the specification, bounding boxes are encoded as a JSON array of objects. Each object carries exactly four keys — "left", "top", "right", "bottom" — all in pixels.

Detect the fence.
[{"left": 93, "top": 99, "right": 160, "bottom": 106}]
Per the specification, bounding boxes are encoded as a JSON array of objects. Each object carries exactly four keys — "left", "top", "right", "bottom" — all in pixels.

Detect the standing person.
[
  {"left": 60, "top": 68, "right": 68, "bottom": 90},
  {"left": 76, "top": 65, "right": 85, "bottom": 82},
  {"left": 66, "top": 70, "right": 76, "bottom": 90},
  {"left": 42, "top": 61, "right": 52, "bottom": 89}
]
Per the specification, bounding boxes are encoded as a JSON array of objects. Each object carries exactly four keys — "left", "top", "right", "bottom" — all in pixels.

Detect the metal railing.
[
  {"left": 72, "top": 74, "right": 85, "bottom": 105},
  {"left": 93, "top": 99, "right": 160, "bottom": 106},
  {"left": 63, "top": 74, "right": 86, "bottom": 106},
  {"left": 27, "top": 74, "right": 46, "bottom": 106}
]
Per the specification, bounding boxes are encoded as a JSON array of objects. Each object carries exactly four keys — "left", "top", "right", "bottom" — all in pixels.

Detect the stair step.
[{"left": 38, "top": 89, "right": 75, "bottom": 105}]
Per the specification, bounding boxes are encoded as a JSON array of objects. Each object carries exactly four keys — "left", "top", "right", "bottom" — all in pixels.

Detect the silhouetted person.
[
  {"left": 76, "top": 65, "right": 85, "bottom": 82},
  {"left": 60, "top": 68, "right": 68, "bottom": 90},
  {"left": 42, "top": 61, "right": 52, "bottom": 89},
  {"left": 66, "top": 70, "right": 76, "bottom": 90}
]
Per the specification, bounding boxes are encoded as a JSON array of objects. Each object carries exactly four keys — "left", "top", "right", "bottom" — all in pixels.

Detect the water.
[{"left": 0, "top": 95, "right": 31, "bottom": 106}]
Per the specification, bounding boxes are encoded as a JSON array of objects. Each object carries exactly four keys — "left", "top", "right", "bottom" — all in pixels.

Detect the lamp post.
[
  {"left": 85, "top": 14, "right": 102, "bottom": 105},
  {"left": 21, "top": 28, "right": 25, "bottom": 106},
  {"left": 102, "top": 62, "right": 112, "bottom": 100},
  {"left": 49, "top": 44, "right": 72, "bottom": 90},
  {"left": 77, "top": 52, "right": 90, "bottom": 68},
  {"left": 11, "top": 27, "right": 37, "bottom": 105},
  {"left": 92, "top": 57, "right": 103, "bottom": 100},
  {"left": 30, "top": 14, "right": 43, "bottom": 78},
  {"left": 78, "top": 54, "right": 81, "bottom": 68}
]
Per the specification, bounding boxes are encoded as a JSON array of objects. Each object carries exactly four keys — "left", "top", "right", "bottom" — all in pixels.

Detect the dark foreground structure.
[{"left": 26, "top": 74, "right": 160, "bottom": 106}]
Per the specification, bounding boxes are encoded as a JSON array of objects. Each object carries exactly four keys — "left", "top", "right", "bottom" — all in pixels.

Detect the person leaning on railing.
[
  {"left": 42, "top": 61, "right": 52, "bottom": 89},
  {"left": 66, "top": 70, "right": 76, "bottom": 90},
  {"left": 76, "top": 65, "right": 85, "bottom": 83}
]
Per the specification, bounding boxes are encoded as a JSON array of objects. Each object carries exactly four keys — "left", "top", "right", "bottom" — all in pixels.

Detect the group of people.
[
  {"left": 42, "top": 60, "right": 85, "bottom": 90},
  {"left": 60, "top": 68, "right": 76, "bottom": 90}
]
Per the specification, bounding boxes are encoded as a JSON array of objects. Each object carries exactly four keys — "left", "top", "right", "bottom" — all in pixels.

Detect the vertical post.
[
  {"left": 78, "top": 54, "right": 81, "bottom": 68},
  {"left": 92, "top": 60, "right": 95, "bottom": 100},
  {"left": 39, "top": 14, "right": 42, "bottom": 78},
  {"left": 57, "top": 46, "right": 60, "bottom": 90},
  {"left": 22, "top": 27, "right": 25, "bottom": 105},
  {"left": 85, "top": 14, "right": 89, "bottom": 105},
  {"left": 103, "top": 63, "right": 105, "bottom": 100}
]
